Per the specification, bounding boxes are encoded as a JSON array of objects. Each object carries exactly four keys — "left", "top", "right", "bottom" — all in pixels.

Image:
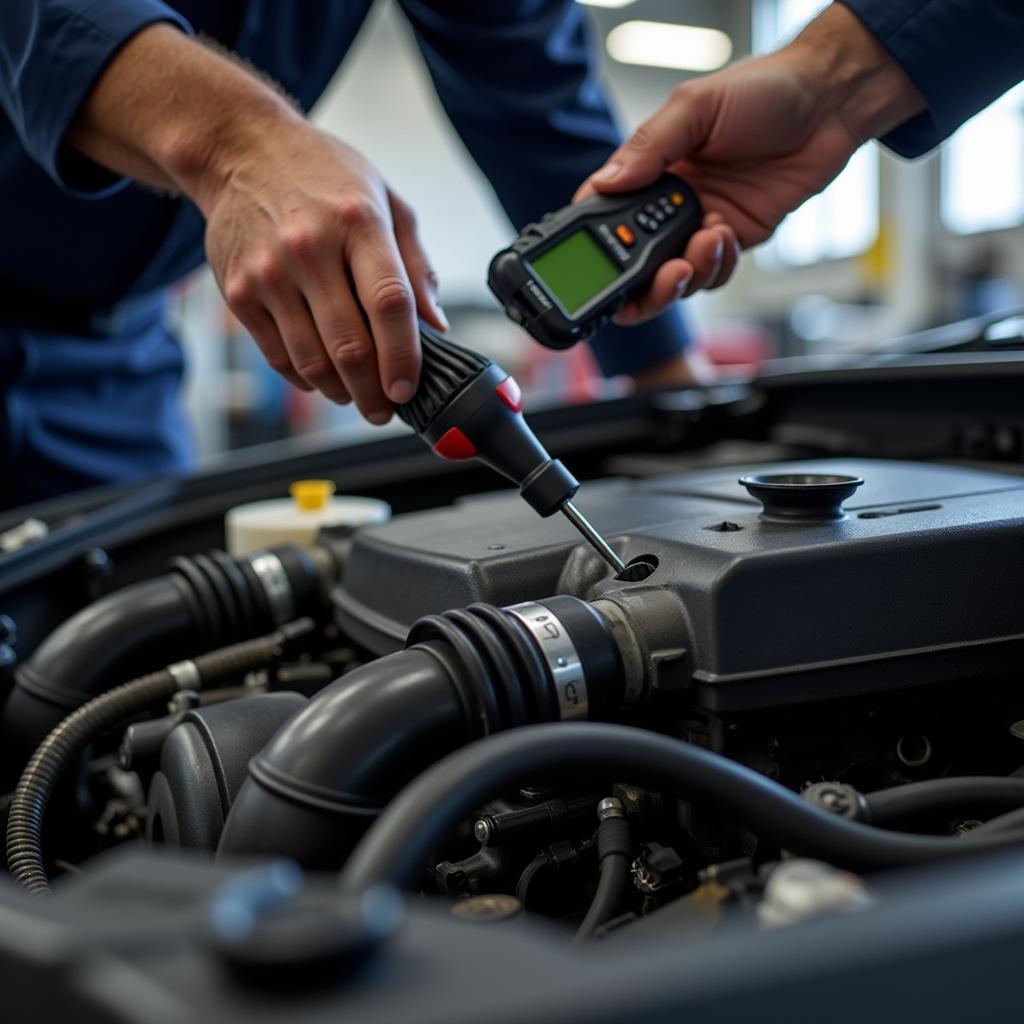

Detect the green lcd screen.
[{"left": 528, "top": 230, "right": 620, "bottom": 315}]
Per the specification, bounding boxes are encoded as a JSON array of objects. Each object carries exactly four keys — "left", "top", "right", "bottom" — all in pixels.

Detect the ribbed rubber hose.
[
  {"left": 6, "top": 629, "right": 296, "bottom": 895},
  {"left": 865, "top": 776, "right": 1024, "bottom": 827},
  {"left": 339, "top": 723, "right": 1024, "bottom": 893}
]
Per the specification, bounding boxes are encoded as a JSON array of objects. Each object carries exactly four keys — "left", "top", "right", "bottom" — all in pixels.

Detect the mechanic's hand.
[
  {"left": 203, "top": 124, "right": 447, "bottom": 423},
  {"left": 575, "top": 55, "right": 851, "bottom": 324},
  {"left": 575, "top": 4, "right": 924, "bottom": 326},
  {"left": 66, "top": 22, "right": 446, "bottom": 425}
]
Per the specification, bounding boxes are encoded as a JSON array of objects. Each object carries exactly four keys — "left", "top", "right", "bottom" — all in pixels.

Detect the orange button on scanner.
[
  {"left": 670, "top": 191, "right": 685, "bottom": 207},
  {"left": 614, "top": 223, "right": 636, "bottom": 247}
]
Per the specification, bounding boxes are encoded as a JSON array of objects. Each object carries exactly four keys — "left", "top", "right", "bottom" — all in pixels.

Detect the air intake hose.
[
  {"left": 3, "top": 546, "right": 330, "bottom": 771},
  {"left": 217, "top": 596, "right": 624, "bottom": 869}
]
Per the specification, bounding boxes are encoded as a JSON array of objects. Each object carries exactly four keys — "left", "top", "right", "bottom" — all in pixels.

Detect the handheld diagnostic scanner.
[{"left": 487, "top": 173, "right": 703, "bottom": 351}]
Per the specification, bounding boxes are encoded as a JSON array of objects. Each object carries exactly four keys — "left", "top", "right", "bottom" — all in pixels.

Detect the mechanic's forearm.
[
  {"left": 67, "top": 23, "right": 301, "bottom": 213},
  {"left": 790, "top": 3, "right": 929, "bottom": 144},
  {"left": 789, "top": 2, "right": 926, "bottom": 144}
]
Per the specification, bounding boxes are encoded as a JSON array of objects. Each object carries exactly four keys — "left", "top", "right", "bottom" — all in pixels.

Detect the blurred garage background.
[{"left": 175, "top": 0, "right": 1024, "bottom": 457}]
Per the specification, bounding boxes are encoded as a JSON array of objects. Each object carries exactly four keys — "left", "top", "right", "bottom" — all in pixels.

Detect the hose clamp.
[
  {"left": 506, "top": 602, "right": 588, "bottom": 720},
  {"left": 167, "top": 659, "right": 202, "bottom": 691},
  {"left": 248, "top": 551, "right": 295, "bottom": 626}
]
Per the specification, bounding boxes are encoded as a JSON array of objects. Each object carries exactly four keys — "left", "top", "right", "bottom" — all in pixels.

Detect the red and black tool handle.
[{"left": 396, "top": 323, "right": 579, "bottom": 517}]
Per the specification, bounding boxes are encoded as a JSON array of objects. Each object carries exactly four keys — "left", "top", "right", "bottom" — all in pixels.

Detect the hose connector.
[
  {"left": 220, "top": 597, "right": 624, "bottom": 869},
  {"left": 597, "top": 797, "right": 626, "bottom": 821}
]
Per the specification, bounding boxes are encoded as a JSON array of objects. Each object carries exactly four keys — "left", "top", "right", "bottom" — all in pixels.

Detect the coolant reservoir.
[{"left": 225, "top": 480, "right": 390, "bottom": 555}]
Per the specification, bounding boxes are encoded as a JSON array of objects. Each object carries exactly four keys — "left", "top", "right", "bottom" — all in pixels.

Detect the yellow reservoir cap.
[{"left": 290, "top": 479, "right": 337, "bottom": 512}]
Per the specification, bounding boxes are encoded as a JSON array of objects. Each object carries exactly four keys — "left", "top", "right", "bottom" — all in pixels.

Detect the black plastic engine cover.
[{"left": 330, "top": 460, "right": 1024, "bottom": 710}]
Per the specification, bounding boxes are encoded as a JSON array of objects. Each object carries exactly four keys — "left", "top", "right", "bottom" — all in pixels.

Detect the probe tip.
[{"left": 561, "top": 501, "right": 625, "bottom": 574}]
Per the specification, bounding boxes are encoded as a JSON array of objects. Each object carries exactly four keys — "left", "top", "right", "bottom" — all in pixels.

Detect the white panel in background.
[{"left": 942, "top": 84, "right": 1024, "bottom": 235}]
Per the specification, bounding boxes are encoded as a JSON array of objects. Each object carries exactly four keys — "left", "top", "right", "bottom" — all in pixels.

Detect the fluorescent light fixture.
[
  {"left": 606, "top": 21, "right": 733, "bottom": 72},
  {"left": 576, "top": 0, "right": 637, "bottom": 8}
]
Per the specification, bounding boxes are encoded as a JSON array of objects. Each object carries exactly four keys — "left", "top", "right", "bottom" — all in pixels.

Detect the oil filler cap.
[
  {"left": 209, "top": 862, "right": 403, "bottom": 991},
  {"left": 739, "top": 473, "right": 864, "bottom": 522}
]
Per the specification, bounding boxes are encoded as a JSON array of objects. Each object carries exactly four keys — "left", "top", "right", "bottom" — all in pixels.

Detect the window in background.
[
  {"left": 942, "top": 83, "right": 1024, "bottom": 235},
  {"left": 752, "top": 0, "right": 879, "bottom": 266}
]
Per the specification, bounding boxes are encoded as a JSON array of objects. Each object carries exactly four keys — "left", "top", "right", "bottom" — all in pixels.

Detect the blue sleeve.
[
  {"left": 840, "top": 0, "right": 1024, "bottom": 158},
  {"left": 0, "top": 0, "right": 191, "bottom": 195},
  {"left": 397, "top": 0, "right": 692, "bottom": 378}
]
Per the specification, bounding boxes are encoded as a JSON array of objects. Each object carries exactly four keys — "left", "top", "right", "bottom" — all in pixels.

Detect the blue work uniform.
[
  {"left": 841, "top": 0, "right": 1024, "bottom": 157},
  {"left": 0, "top": 1, "right": 692, "bottom": 509}
]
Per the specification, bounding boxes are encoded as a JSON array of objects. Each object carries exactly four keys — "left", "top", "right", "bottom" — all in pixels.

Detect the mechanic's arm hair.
[
  {"left": 68, "top": 26, "right": 295, "bottom": 211},
  {"left": 69, "top": 24, "right": 447, "bottom": 422},
  {"left": 807, "top": 2, "right": 926, "bottom": 142}
]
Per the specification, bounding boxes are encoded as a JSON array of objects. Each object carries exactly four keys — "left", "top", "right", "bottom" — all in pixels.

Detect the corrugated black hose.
[{"left": 6, "top": 621, "right": 310, "bottom": 895}]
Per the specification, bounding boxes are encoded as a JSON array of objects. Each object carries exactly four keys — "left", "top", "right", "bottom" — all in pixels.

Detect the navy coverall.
[
  {"left": 843, "top": 0, "right": 1024, "bottom": 159},
  {"left": 3, "top": 1, "right": 1023, "bottom": 507},
  {"left": 0, "top": 0, "right": 692, "bottom": 509}
]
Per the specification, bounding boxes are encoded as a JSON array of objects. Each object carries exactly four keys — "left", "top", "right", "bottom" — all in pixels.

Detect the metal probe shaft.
[{"left": 561, "top": 501, "right": 625, "bottom": 574}]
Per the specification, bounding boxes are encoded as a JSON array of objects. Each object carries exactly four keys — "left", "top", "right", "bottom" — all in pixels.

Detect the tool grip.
[
  {"left": 396, "top": 322, "right": 578, "bottom": 516},
  {"left": 395, "top": 324, "right": 490, "bottom": 435}
]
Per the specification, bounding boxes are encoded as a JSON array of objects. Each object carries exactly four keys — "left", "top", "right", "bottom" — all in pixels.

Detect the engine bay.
[
  {"left": 3, "top": 352, "right": 1024, "bottom": 1022},
  {"left": 336, "top": 458, "right": 1024, "bottom": 701}
]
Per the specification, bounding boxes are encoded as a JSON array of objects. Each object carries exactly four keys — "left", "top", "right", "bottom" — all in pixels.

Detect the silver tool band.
[
  {"left": 166, "top": 660, "right": 202, "bottom": 691},
  {"left": 248, "top": 551, "right": 295, "bottom": 625},
  {"left": 505, "top": 601, "right": 588, "bottom": 721}
]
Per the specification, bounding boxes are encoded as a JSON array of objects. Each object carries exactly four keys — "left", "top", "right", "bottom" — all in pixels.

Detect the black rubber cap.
[
  {"left": 739, "top": 473, "right": 864, "bottom": 522},
  {"left": 210, "top": 863, "right": 403, "bottom": 991}
]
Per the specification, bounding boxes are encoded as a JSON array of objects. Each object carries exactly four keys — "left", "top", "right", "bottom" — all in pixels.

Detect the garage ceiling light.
[
  {"left": 606, "top": 21, "right": 733, "bottom": 72},
  {"left": 576, "top": 0, "right": 638, "bottom": 8}
]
